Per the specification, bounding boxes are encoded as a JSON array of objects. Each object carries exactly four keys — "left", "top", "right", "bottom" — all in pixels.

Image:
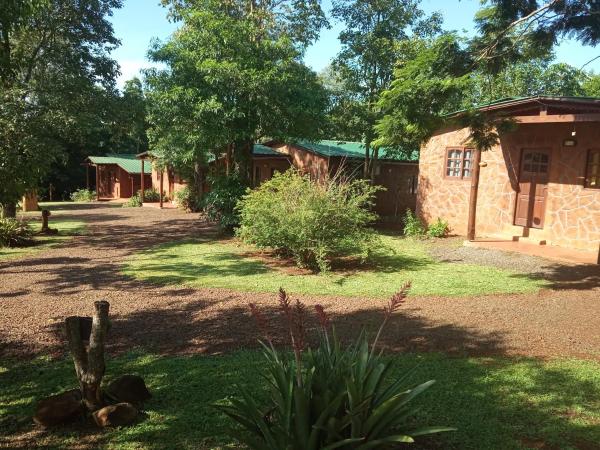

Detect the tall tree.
[
  {"left": 146, "top": 0, "right": 330, "bottom": 190},
  {"left": 331, "top": 0, "right": 441, "bottom": 179},
  {"left": 0, "top": 0, "right": 121, "bottom": 217}
]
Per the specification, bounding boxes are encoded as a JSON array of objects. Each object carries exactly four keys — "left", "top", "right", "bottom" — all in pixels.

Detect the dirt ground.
[{"left": 1, "top": 202, "right": 599, "bottom": 361}]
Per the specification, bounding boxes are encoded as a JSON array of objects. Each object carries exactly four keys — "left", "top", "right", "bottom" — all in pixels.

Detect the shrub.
[
  {"left": 70, "top": 189, "right": 96, "bottom": 202},
  {"left": 0, "top": 218, "right": 34, "bottom": 247},
  {"left": 202, "top": 174, "right": 246, "bottom": 232},
  {"left": 403, "top": 209, "right": 426, "bottom": 237},
  {"left": 140, "top": 188, "right": 161, "bottom": 202},
  {"left": 427, "top": 218, "right": 450, "bottom": 238},
  {"left": 174, "top": 185, "right": 202, "bottom": 212},
  {"left": 236, "top": 170, "right": 382, "bottom": 272},
  {"left": 217, "top": 285, "right": 455, "bottom": 450},
  {"left": 123, "top": 194, "right": 142, "bottom": 208}
]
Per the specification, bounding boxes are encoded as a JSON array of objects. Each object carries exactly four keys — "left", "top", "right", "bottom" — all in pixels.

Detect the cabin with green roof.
[
  {"left": 84, "top": 154, "right": 151, "bottom": 200},
  {"left": 263, "top": 140, "right": 419, "bottom": 218}
]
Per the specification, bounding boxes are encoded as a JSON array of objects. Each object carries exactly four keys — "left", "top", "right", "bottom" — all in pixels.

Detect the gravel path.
[{"left": 1, "top": 203, "right": 599, "bottom": 361}]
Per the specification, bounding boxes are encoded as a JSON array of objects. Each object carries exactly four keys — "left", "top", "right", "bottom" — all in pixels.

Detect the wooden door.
[{"left": 514, "top": 149, "right": 550, "bottom": 229}]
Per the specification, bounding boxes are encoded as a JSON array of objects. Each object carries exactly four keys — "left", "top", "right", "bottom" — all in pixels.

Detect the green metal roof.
[
  {"left": 253, "top": 144, "right": 286, "bottom": 156},
  {"left": 87, "top": 154, "right": 151, "bottom": 174},
  {"left": 295, "top": 140, "right": 417, "bottom": 162}
]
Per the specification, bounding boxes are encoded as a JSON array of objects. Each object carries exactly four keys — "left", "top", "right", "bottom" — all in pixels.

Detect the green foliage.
[
  {"left": 202, "top": 174, "right": 246, "bottom": 232},
  {"left": 123, "top": 189, "right": 161, "bottom": 208},
  {"left": 329, "top": 0, "right": 442, "bottom": 174},
  {"left": 146, "top": 0, "right": 329, "bottom": 182},
  {"left": 69, "top": 189, "right": 96, "bottom": 202},
  {"left": 218, "top": 290, "right": 455, "bottom": 449},
  {"left": 123, "top": 195, "right": 142, "bottom": 208},
  {"left": 376, "top": 34, "right": 472, "bottom": 152},
  {"left": 426, "top": 218, "right": 450, "bottom": 238},
  {"left": 141, "top": 189, "right": 161, "bottom": 202},
  {"left": 471, "top": 0, "right": 600, "bottom": 74},
  {"left": 402, "top": 209, "right": 426, "bottom": 237},
  {"left": 0, "top": 0, "right": 122, "bottom": 213},
  {"left": 0, "top": 219, "right": 34, "bottom": 248},
  {"left": 236, "top": 170, "right": 381, "bottom": 272},
  {"left": 174, "top": 185, "right": 202, "bottom": 212}
]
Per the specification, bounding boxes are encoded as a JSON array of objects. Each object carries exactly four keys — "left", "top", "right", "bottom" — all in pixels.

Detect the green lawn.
[
  {"left": 0, "top": 218, "right": 86, "bottom": 260},
  {"left": 1, "top": 352, "right": 598, "bottom": 449},
  {"left": 123, "top": 236, "right": 546, "bottom": 298}
]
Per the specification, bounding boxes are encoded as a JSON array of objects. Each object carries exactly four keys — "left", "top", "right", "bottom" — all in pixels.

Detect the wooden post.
[
  {"left": 140, "top": 159, "right": 145, "bottom": 203},
  {"left": 95, "top": 165, "right": 100, "bottom": 201},
  {"left": 597, "top": 244, "right": 600, "bottom": 265},
  {"left": 65, "top": 301, "right": 110, "bottom": 412},
  {"left": 86, "top": 166, "right": 90, "bottom": 190},
  {"left": 467, "top": 149, "right": 482, "bottom": 241},
  {"left": 159, "top": 170, "right": 164, "bottom": 208}
]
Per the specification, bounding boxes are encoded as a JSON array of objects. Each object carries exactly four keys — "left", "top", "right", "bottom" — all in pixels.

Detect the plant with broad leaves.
[{"left": 216, "top": 284, "right": 455, "bottom": 449}]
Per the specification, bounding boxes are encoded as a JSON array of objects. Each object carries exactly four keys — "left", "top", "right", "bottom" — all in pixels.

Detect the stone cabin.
[{"left": 418, "top": 96, "right": 600, "bottom": 259}]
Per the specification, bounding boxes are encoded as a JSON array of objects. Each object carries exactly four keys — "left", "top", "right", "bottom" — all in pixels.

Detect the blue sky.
[{"left": 109, "top": 0, "right": 600, "bottom": 88}]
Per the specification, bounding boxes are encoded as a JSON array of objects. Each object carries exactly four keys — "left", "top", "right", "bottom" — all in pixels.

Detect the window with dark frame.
[
  {"left": 445, "top": 147, "right": 474, "bottom": 179},
  {"left": 407, "top": 175, "right": 418, "bottom": 194},
  {"left": 586, "top": 149, "right": 600, "bottom": 189}
]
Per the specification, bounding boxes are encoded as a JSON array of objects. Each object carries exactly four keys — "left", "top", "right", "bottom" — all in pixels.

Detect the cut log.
[{"left": 65, "top": 301, "right": 110, "bottom": 412}]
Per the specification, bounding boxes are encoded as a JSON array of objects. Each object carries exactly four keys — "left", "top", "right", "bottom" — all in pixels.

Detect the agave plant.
[{"left": 216, "top": 285, "right": 455, "bottom": 449}]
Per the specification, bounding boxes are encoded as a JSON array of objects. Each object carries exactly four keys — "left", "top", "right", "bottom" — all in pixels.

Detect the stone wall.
[{"left": 418, "top": 122, "right": 600, "bottom": 251}]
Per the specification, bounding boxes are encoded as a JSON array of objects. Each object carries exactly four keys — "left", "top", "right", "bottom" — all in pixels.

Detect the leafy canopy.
[
  {"left": 147, "top": 0, "right": 330, "bottom": 181},
  {"left": 0, "top": 0, "right": 121, "bottom": 214}
]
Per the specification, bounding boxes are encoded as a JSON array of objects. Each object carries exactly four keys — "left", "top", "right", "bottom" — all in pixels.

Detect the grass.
[
  {"left": 123, "top": 235, "right": 547, "bottom": 298},
  {"left": 1, "top": 351, "right": 598, "bottom": 449},
  {"left": 0, "top": 218, "right": 86, "bottom": 260}
]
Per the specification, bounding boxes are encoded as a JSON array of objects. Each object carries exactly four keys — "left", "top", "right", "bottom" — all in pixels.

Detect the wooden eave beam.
[{"left": 515, "top": 113, "right": 600, "bottom": 123}]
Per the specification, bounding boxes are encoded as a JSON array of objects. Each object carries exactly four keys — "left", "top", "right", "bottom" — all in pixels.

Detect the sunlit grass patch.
[{"left": 123, "top": 235, "right": 547, "bottom": 298}]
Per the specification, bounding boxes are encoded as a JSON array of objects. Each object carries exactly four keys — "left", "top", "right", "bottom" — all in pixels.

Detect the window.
[
  {"left": 445, "top": 147, "right": 473, "bottom": 179},
  {"left": 522, "top": 151, "right": 549, "bottom": 174},
  {"left": 586, "top": 149, "right": 600, "bottom": 189},
  {"left": 408, "top": 175, "right": 418, "bottom": 194}
]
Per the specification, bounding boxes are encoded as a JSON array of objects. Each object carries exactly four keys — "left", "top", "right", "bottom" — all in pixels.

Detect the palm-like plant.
[{"left": 217, "top": 284, "right": 455, "bottom": 449}]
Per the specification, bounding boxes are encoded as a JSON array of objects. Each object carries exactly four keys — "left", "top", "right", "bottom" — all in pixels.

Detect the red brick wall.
[{"left": 418, "top": 122, "right": 600, "bottom": 250}]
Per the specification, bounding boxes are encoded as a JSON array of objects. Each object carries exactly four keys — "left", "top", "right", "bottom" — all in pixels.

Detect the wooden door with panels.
[{"left": 514, "top": 149, "right": 550, "bottom": 229}]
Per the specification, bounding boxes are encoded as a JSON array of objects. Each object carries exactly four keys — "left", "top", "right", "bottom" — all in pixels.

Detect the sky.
[{"left": 109, "top": 0, "right": 600, "bottom": 88}]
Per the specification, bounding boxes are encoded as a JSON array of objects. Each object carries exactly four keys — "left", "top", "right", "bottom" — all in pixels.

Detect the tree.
[
  {"left": 146, "top": 0, "right": 330, "bottom": 193},
  {"left": 463, "top": 60, "right": 589, "bottom": 107},
  {"left": 376, "top": 34, "right": 472, "bottom": 152},
  {"left": 0, "top": 0, "right": 121, "bottom": 217},
  {"left": 472, "top": 0, "right": 600, "bottom": 73},
  {"left": 330, "top": 0, "right": 441, "bottom": 179}
]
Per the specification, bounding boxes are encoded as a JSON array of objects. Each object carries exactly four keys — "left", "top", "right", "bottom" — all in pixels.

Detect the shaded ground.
[
  {"left": 2, "top": 352, "right": 599, "bottom": 450},
  {"left": 0, "top": 202, "right": 599, "bottom": 360}
]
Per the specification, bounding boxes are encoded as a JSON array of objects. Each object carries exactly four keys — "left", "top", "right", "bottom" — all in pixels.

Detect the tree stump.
[{"left": 65, "top": 301, "right": 110, "bottom": 412}]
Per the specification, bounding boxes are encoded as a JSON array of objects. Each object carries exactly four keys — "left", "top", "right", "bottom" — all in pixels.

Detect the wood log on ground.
[{"left": 65, "top": 301, "right": 110, "bottom": 412}]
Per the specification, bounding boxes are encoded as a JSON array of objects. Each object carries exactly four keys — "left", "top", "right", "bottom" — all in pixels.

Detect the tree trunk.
[
  {"left": 233, "top": 140, "right": 253, "bottom": 185},
  {"left": 65, "top": 301, "right": 110, "bottom": 412},
  {"left": 467, "top": 149, "right": 482, "bottom": 241},
  {"left": 1, "top": 202, "right": 17, "bottom": 218},
  {"left": 370, "top": 147, "right": 379, "bottom": 182}
]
